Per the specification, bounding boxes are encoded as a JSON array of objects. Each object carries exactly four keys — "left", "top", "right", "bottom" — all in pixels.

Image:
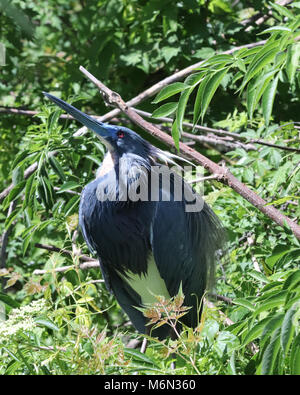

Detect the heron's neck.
[{"left": 95, "top": 151, "right": 151, "bottom": 203}]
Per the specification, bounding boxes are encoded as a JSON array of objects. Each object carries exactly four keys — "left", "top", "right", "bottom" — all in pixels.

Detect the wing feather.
[{"left": 152, "top": 183, "right": 224, "bottom": 328}]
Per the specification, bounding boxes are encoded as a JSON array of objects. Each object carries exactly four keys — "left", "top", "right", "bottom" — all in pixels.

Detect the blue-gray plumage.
[{"left": 43, "top": 92, "right": 224, "bottom": 339}]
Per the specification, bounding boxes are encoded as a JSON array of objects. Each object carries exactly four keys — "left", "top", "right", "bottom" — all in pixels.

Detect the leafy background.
[{"left": 0, "top": 0, "right": 299, "bottom": 375}]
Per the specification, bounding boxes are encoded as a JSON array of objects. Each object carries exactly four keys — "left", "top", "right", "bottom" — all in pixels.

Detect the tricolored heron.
[{"left": 43, "top": 92, "right": 224, "bottom": 340}]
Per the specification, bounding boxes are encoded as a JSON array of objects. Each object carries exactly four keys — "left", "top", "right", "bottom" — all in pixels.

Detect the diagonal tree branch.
[
  {"left": 79, "top": 66, "right": 300, "bottom": 241},
  {"left": 73, "top": 40, "right": 267, "bottom": 137}
]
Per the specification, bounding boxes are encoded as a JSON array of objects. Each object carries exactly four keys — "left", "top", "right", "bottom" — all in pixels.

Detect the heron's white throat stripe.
[{"left": 96, "top": 152, "right": 114, "bottom": 178}]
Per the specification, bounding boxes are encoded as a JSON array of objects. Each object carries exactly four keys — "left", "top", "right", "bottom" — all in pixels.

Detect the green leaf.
[
  {"left": 261, "top": 327, "right": 281, "bottom": 375},
  {"left": 248, "top": 270, "right": 270, "bottom": 284},
  {"left": 57, "top": 181, "right": 80, "bottom": 193},
  {"left": 265, "top": 244, "right": 293, "bottom": 269},
  {"left": 286, "top": 42, "right": 300, "bottom": 83},
  {"left": 254, "top": 291, "right": 287, "bottom": 316},
  {"left": 231, "top": 71, "right": 243, "bottom": 85},
  {"left": 176, "top": 86, "right": 193, "bottom": 133},
  {"left": 235, "top": 58, "right": 246, "bottom": 72},
  {"left": 0, "top": 292, "right": 20, "bottom": 308},
  {"left": 246, "top": 70, "right": 279, "bottom": 119},
  {"left": 280, "top": 302, "right": 299, "bottom": 356},
  {"left": 64, "top": 195, "right": 80, "bottom": 215},
  {"left": 23, "top": 173, "right": 36, "bottom": 210},
  {"left": 193, "top": 74, "right": 210, "bottom": 125},
  {"left": 241, "top": 316, "right": 273, "bottom": 347},
  {"left": 260, "top": 313, "right": 284, "bottom": 350},
  {"left": 2, "top": 347, "right": 21, "bottom": 364},
  {"left": 233, "top": 298, "right": 255, "bottom": 311},
  {"left": 184, "top": 72, "right": 205, "bottom": 87},
  {"left": 85, "top": 155, "right": 102, "bottom": 167},
  {"left": 49, "top": 156, "right": 66, "bottom": 182},
  {"left": 49, "top": 110, "right": 61, "bottom": 132},
  {"left": 152, "top": 102, "right": 178, "bottom": 118},
  {"left": 198, "top": 54, "right": 233, "bottom": 68},
  {"left": 34, "top": 316, "right": 59, "bottom": 331},
  {"left": 243, "top": 167, "right": 254, "bottom": 183},
  {"left": 214, "top": 331, "right": 239, "bottom": 358},
  {"left": 283, "top": 270, "right": 300, "bottom": 290},
  {"left": 238, "top": 46, "right": 262, "bottom": 59},
  {"left": 40, "top": 175, "right": 54, "bottom": 207},
  {"left": 290, "top": 333, "right": 300, "bottom": 374},
  {"left": 270, "top": 3, "right": 294, "bottom": 19},
  {"left": 4, "top": 208, "right": 21, "bottom": 230},
  {"left": 124, "top": 348, "right": 158, "bottom": 367},
  {"left": 23, "top": 231, "right": 34, "bottom": 256},
  {"left": 240, "top": 47, "right": 279, "bottom": 92},
  {"left": 161, "top": 46, "right": 180, "bottom": 63},
  {"left": 152, "top": 82, "right": 188, "bottom": 104},
  {"left": 259, "top": 26, "right": 292, "bottom": 35},
  {"left": 171, "top": 119, "right": 180, "bottom": 152},
  {"left": 262, "top": 74, "right": 279, "bottom": 125},
  {"left": 3, "top": 180, "right": 26, "bottom": 209},
  {"left": 265, "top": 195, "right": 300, "bottom": 206},
  {"left": 192, "top": 47, "right": 215, "bottom": 59},
  {"left": 11, "top": 150, "right": 30, "bottom": 170},
  {"left": 200, "top": 68, "right": 229, "bottom": 120}
]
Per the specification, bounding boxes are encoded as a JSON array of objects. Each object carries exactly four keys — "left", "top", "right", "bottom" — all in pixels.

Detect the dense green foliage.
[{"left": 0, "top": 0, "right": 299, "bottom": 375}]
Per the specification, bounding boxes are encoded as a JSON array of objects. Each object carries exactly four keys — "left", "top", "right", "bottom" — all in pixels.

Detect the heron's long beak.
[{"left": 43, "top": 92, "right": 113, "bottom": 138}]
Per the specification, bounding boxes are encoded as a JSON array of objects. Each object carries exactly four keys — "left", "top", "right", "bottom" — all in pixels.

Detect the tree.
[{"left": 0, "top": 0, "right": 299, "bottom": 375}]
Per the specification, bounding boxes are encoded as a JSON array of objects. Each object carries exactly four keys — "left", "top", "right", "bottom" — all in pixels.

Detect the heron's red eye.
[{"left": 117, "top": 131, "right": 125, "bottom": 139}]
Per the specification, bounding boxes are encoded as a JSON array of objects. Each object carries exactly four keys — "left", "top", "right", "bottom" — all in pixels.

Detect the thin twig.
[
  {"left": 187, "top": 175, "right": 219, "bottom": 184},
  {"left": 248, "top": 138, "right": 300, "bottom": 152},
  {"left": 32, "top": 261, "right": 101, "bottom": 276},
  {"left": 210, "top": 293, "right": 234, "bottom": 305},
  {"left": 0, "top": 107, "right": 71, "bottom": 118},
  {"left": 182, "top": 131, "right": 256, "bottom": 152},
  {"left": 247, "top": 236, "right": 262, "bottom": 273},
  {"left": 34, "top": 242, "right": 95, "bottom": 262},
  {"left": 136, "top": 109, "right": 300, "bottom": 153},
  {"left": 53, "top": 186, "right": 80, "bottom": 196},
  {"left": 33, "top": 243, "right": 100, "bottom": 275}
]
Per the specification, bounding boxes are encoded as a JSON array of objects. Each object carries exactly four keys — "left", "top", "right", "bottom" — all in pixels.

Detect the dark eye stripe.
[{"left": 117, "top": 131, "right": 125, "bottom": 138}]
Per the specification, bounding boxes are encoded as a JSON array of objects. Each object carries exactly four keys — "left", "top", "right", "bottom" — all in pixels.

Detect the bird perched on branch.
[{"left": 43, "top": 92, "right": 224, "bottom": 339}]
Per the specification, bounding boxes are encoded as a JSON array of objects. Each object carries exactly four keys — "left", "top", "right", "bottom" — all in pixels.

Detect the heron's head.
[{"left": 43, "top": 92, "right": 153, "bottom": 161}]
